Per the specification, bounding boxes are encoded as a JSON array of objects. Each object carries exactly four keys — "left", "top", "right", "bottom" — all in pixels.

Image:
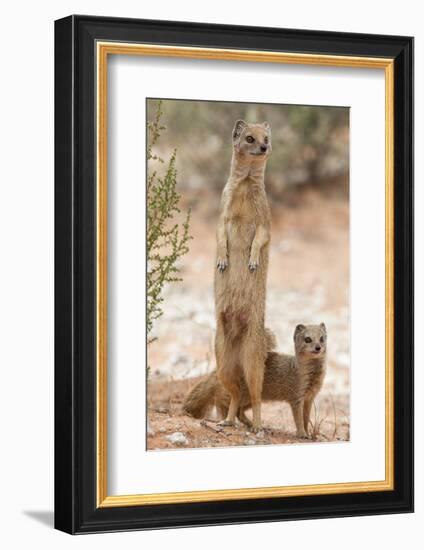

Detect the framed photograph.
[{"left": 54, "top": 15, "right": 413, "bottom": 534}]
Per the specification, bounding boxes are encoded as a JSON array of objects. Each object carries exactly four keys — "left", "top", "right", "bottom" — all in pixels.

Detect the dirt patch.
[{"left": 147, "top": 377, "right": 349, "bottom": 451}]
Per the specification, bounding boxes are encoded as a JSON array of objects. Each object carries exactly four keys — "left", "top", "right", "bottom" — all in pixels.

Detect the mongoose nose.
[
  {"left": 260, "top": 145, "right": 267, "bottom": 152},
  {"left": 315, "top": 345, "right": 321, "bottom": 352}
]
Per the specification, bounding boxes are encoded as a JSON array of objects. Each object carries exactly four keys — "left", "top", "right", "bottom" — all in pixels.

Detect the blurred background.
[
  {"left": 147, "top": 99, "right": 349, "bottom": 211},
  {"left": 146, "top": 98, "right": 350, "bottom": 449}
]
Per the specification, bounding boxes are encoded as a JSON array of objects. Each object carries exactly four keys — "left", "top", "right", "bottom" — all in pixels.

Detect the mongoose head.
[
  {"left": 232, "top": 120, "right": 272, "bottom": 160},
  {"left": 293, "top": 323, "right": 327, "bottom": 358}
]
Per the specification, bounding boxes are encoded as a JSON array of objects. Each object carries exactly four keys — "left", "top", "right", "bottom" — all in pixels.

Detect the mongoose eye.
[
  {"left": 304, "top": 337, "right": 312, "bottom": 343},
  {"left": 246, "top": 136, "right": 254, "bottom": 143},
  {"left": 320, "top": 336, "right": 325, "bottom": 343},
  {"left": 264, "top": 137, "right": 269, "bottom": 144}
]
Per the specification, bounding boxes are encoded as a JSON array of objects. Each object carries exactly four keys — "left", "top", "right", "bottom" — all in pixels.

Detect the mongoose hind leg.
[
  {"left": 242, "top": 340, "right": 265, "bottom": 432},
  {"left": 216, "top": 366, "right": 240, "bottom": 426},
  {"left": 215, "top": 319, "right": 242, "bottom": 427},
  {"left": 218, "top": 391, "right": 239, "bottom": 427}
]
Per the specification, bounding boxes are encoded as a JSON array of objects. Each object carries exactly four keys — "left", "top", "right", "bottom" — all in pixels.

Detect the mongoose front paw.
[
  {"left": 248, "top": 259, "right": 259, "bottom": 272},
  {"left": 296, "top": 430, "right": 310, "bottom": 439},
  {"left": 216, "top": 258, "right": 228, "bottom": 272}
]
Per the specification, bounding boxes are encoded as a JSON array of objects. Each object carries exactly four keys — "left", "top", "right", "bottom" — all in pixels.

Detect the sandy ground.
[
  {"left": 147, "top": 377, "right": 349, "bottom": 450},
  {"left": 147, "top": 187, "right": 350, "bottom": 450}
]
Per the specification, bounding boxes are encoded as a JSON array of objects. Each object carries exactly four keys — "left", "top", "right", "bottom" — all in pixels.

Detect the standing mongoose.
[
  {"left": 183, "top": 323, "right": 327, "bottom": 438},
  {"left": 214, "top": 120, "right": 272, "bottom": 431}
]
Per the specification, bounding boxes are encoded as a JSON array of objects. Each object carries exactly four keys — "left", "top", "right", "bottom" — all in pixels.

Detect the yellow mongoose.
[
  {"left": 184, "top": 323, "right": 327, "bottom": 438},
  {"left": 214, "top": 120, "right": 272, "bottom": 431}
]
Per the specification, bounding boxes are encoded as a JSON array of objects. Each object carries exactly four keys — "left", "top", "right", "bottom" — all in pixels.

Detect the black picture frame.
[{"left": 55, "top": 15, "right": 414, "bottom": 534}]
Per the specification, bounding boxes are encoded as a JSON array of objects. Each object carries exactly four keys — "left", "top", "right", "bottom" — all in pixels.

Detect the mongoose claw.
[
  {"left": 248, "top": 260, "right": 258, "bottom": 272},
  {"left": 216, "top": 259, "right": 228, "bottom": 271}
]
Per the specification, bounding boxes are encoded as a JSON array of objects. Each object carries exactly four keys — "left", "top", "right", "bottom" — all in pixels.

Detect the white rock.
[{"left": 166, "top": 432, "right": 188, "bottom": 446}]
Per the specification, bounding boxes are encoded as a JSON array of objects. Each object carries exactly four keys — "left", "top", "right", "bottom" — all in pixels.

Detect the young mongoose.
[
  {"left": 214, "top": 120, "right": 272, "bottom": 431},
  {"left": 184, "top": 323, "right": 327, "bottom": 438}
]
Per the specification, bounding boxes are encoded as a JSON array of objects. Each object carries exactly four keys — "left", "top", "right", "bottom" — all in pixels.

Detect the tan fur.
[
  {"left": 214, "top": 120, "right": 272, "bottom": 430},
  {"left": 183, "top": 328, "right": 277, "bottom": 419},
  {"left": 184, "top": 324, "right": 327, "bottom": 438}
]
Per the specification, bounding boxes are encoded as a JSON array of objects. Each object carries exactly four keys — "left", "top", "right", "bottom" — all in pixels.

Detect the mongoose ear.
[
  {"left": 320, "top": 322, "right": 327, "bottom": 334},
  {"left": 233, "top": 119, "right": 248, "bottom": 141},
  {"left": 262, "top": 121, "right": 271, "bottom": 132},
  {"left": 294, "top": 324, "right": 306, "bottom": 340}
]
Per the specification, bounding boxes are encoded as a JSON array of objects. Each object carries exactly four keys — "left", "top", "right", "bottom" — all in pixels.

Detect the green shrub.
[{"left": 147, "top": 101, "right": 191, "bottom": 342}]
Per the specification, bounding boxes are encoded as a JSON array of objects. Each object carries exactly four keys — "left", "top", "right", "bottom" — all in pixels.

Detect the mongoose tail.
[{"left": 183, "top": 372, "right": 219, "bottom": 418}]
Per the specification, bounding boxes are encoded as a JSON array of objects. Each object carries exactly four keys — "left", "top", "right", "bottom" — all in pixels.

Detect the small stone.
[
  {"left": 158, "top": 427, "right": 167, "bottom": 433},
  {"left": 246, "top": 439, "right": 257, "bottom": 445},
  {"left": 165, "top": 432, "right": 188, "bottom": 446}
]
